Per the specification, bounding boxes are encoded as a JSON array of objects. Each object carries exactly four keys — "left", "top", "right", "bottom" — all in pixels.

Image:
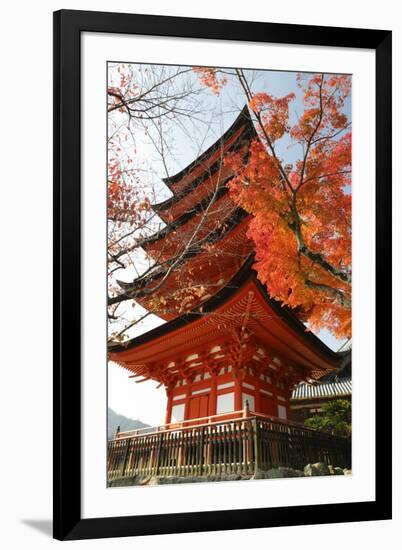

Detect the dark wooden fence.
[{"left": 108, "top": 413, "right": 350, "bottom": 482}]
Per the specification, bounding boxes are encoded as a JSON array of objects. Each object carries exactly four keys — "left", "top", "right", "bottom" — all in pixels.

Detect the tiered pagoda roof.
[
  {"left": 111, "top": 107, "right": 345, "bottom": 389},
  {"left": 118, "top": 106, "right": 257, "bottom": 319}
]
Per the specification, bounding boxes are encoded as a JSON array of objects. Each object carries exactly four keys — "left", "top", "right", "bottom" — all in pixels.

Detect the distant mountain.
[{"left": 108, "top": 407, "right": 150, "bottom": 440}]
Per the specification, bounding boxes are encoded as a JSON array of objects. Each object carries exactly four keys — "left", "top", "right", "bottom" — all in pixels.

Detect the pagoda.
[{"left": 109, "top": 106, "right": 345, "bottom": 427}]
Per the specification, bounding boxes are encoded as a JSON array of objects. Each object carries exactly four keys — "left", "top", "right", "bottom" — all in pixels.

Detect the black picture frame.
[{"left": 53, "top": 9, "right": 392, "bottom": 541}]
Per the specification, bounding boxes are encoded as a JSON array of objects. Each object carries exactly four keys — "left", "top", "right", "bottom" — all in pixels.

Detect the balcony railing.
[{"left": 107, "top": 410, "right": 351, "bottom": 483}]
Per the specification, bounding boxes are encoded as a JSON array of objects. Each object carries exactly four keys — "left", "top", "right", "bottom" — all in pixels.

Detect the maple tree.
[
  {"left": 107, "top": 64, "right": 200, "bottom": 341},
  {"left": 194, "top": 68, "right": 352, "bottom": 338}
]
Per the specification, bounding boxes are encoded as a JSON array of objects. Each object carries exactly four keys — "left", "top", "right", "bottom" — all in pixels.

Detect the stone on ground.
[{"left": 304, "top": 462, "right": 331, "bottom": 476}]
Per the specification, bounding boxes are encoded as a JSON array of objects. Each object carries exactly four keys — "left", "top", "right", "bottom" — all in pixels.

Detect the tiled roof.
[{"left": 291, "top": 379, "right": 352, "bottom": 400}]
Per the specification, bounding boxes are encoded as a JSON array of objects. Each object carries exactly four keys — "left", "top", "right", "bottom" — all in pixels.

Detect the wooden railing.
[
  {"left": 113, "top": 409, "right": 252, "bottom": 438},
  {"left": 107, "top": 412, "right": 351, "bottom": 483}
]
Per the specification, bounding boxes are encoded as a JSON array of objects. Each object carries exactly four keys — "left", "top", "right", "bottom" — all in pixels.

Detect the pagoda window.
[
  {"left": 171, "top": 403, "right": 185, "bottom": 422},
  {"left": 217, "top": 392, "right": 235, "bottom": 414},
  {"left": 278, "top": 404, "right": 287, "bottom": 420}
]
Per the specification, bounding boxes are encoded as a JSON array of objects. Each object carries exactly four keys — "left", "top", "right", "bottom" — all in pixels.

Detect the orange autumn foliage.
[
  {"left": 195, "top": 69, "right": 352, "bottom": 339},
  {"left": 192, "top": 67, "right": 227, "bottom": 95}
]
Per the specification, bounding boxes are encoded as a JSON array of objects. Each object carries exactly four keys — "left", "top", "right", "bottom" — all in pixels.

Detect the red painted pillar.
[
  {"left": 183, "top": 380, "right": 192, "bottom": 420},
  {"left": 164, "top": 390, "right": 173, "bottom": 425},
  {"left": 234, "top": 374, "right": 242, "bottom": 412},
  {"left": 254, "top": 376, "right": 262, "bottom": 414},
  {"left": 209, "top": 374, "right": 217, "bottom": 417}
]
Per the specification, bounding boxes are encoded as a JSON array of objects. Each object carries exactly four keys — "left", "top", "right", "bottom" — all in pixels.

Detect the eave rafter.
[{"left": 122, "top": 324, "right": 308, "bottom": 390}]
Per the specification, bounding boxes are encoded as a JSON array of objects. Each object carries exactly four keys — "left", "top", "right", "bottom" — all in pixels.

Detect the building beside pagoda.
[
  {"left": 291, "top": 352, "right": 352, "bottom": 423},
  {"left": 108, "top": 107, "right": 351, "bottom": 483}
]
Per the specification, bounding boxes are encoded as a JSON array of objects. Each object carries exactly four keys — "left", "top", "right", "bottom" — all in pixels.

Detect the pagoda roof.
[
  {"left": 141, "top": 183, "right": 239, "bottom": 251},
  {"left": 152, "top": 137, "right": 252, "bottom": 216},
  {"left": 117, "top": 209, "right": 250, "bottom": 299},
  {"left": 140, "top": 108, "right": 256, "bottom": 260},
  {"left": 318, "top": 351, "right": 351, "bottom": 381},
  {"left": 110, "top": 257, "right": 345, "bottom": 380},
  {"left": 153, "top": 107, "right": 256, "bottom": 220}
]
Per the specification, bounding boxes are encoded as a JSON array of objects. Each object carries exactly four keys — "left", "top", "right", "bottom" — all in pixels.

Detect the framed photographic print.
[{"left": 53, "top": 9, "right": 392, "bottom": 541}]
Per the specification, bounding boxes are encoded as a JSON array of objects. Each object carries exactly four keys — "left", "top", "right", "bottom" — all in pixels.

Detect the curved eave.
[
  {"left": 141, "top": 184, "right": 235, "bottom": 251},
  {"left": 252, "top": 275, "right": 344, "bottom": 366},
  {"left": 153, "top": 159, "right": 234, "bottom": 214},
  {"left": 318, "top": 353, "right": 352, "bottom": 381},
  {"left": 110, "top": 256, "right": 254, "bottom": 352},
  {"left": 117, "top": 210, "right": 250, "bottom": 296},
  {"left": 161, "top": 105, "right": 254, "bottom": 190},
  {"left": 110, "top": 256, "right": 345, "bottom": 370},
  {"left": 152, "top": 137, "right": 253, "bottom": 216}
]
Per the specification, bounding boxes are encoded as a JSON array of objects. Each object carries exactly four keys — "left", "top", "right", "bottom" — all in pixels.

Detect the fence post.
[
  {"left": 155, "top": 432, "right": 164, "bottom": 476},
  {"left": 198, "top": 426, "right": 205, "bottom": 476},
  {"left": 121, "top": 438, "right": 131, "bottom": 477},
  {"left": 252, "top": 417, "right": 260, "bottom": 474},
  {"left": 243, "top": 400, "right": 250, "bottom": 418}
]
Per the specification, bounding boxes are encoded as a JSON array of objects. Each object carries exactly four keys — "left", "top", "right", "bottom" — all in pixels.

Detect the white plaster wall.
[{"left": 217, "top": 392, "right": 235, "bottom": 414}]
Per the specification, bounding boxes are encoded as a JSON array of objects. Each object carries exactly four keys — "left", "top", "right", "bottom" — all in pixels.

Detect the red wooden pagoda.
[{"left": 109, "top": 106, "right": 345, "bottom": 429}]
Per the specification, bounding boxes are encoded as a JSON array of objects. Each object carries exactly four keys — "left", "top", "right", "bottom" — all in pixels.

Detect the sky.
[{"left": 108, "top": 64, "right": 351, "bottom": 427}]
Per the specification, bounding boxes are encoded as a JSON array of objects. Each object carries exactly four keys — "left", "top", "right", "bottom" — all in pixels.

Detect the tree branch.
[{"left": 305, "top": 280, "right": 351, "bottom": 308}]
